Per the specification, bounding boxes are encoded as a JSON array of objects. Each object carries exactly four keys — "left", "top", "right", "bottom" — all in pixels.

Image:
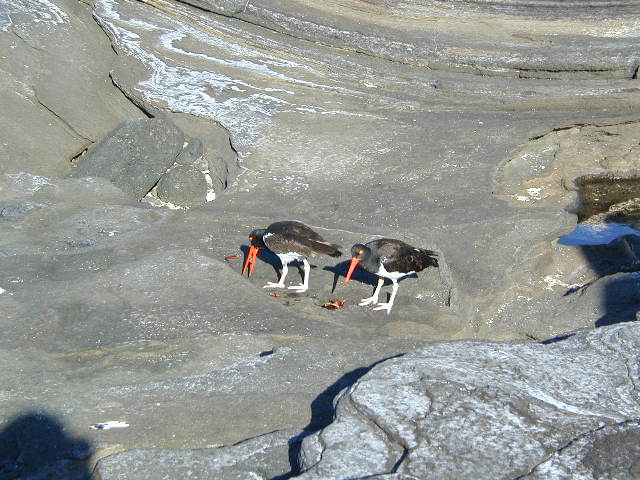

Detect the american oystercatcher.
[
  {"left": 344, "top": 239, "right": 438, "bottom": 313},
  {"left": 243, "top": 221, "right": 342, "bottom": 292}
]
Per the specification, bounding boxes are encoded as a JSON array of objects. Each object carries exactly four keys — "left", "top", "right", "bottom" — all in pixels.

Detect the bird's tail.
[
  {"left": 312, "top": 241, "right": 342, "bottom": 257},
  {"left": 417, "top": 248, "right": 439, "bottom": 269}
]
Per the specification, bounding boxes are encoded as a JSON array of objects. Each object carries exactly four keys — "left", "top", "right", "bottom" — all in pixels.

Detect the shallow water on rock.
[{"left": 559, "top": 223, "right": 640, "bottom": 246}]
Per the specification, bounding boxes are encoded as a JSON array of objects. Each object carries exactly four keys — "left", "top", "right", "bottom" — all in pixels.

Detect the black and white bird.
[
  {"left": 243, "top": 221, "right": 342, "bottom": 293},
  {"left": 344, "top": 238, "right": 438, "bottom": 313}
]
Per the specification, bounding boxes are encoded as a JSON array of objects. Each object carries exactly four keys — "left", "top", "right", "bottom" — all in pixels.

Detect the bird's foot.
[
  {"left": 287, "top": 284, "right": 308, "bottom": 293},
  {"left": 359, "top": 296, "right": 379, "bottom": 306},
  {"left": 372, "top": 302, "right": 393, "bottom": 314},
  {"left": 264, "top": 282, "right": 286, "bottom": 289}
]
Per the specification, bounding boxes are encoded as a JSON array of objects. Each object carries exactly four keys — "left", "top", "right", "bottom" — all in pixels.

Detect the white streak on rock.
[{"left": 90, "top": 420, "right": 129, "bottom": 430}]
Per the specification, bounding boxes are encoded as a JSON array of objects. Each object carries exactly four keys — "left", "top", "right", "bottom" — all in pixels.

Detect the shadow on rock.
[
  {"left": 540, "top": 332, "right": 576, "bottom": 344},
  {"left": 595, "top": 274, "right": 640, "bottom": 327},
  {"left": 273, "top": 354, "right": 404, "bottom": 479},
  {"left": 576, "top": 235, "right": 640, "bottom": 328},
  {"left": 0, "top": 411, "right": 92, "bottom": 479}
]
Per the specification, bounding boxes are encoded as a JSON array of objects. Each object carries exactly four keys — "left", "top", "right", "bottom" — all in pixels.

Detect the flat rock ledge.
[{"left": 93, "top": 323, "right": 640, "bottom": 479}]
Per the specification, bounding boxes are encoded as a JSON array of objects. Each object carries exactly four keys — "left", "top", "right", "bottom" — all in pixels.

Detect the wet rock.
[
  {"left": 68, "top": 118, "right": 185, "bottom": 200},
  {"left": 296, "top": 323, "right": 640, "bottom": 479},
  {"left": 155, "top": 164, "right": 209, "bottom": 207}
]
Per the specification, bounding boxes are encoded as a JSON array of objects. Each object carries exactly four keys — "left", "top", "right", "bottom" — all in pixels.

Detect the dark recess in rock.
[{"left": 572, "top": 172, "right": 640, "bottom": 222}]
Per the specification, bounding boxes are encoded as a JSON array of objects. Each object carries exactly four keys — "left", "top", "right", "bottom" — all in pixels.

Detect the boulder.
[
  {"left": 175, "top": 137, "right": 204, "bottom": 166},
  {"left": 68, "top": 118, "right": 185, "bottom": 200},
  {"left": 297, "top": 323, "right": 640, "bottom": 479},
  {"left": 155, "top": 164, "right": 209, "bottom": 207}
]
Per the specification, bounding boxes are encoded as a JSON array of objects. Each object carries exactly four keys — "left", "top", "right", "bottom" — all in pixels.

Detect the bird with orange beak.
[
  {"left": 344, "top": 239, "right": 438, "bottom": 313},
  {"left": 243, "top": 221, "right": 342, "bottom": 293}
]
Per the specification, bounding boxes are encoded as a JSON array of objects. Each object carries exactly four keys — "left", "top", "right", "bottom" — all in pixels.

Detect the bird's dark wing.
[
  {"left": 369, "top": 238, "right": 438, "bottom": 273},
  {"left": 265, "top": 221, "right": 341, "bottom": 257},
  {"left": 265, "top": 232, "right": 342, "bottom": 257},
  {"left": 267, "top": 221, "right": 323, "bottom": 242}
]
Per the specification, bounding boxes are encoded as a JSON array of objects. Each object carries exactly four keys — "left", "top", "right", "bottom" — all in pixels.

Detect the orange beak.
[
  {"left": 243, "top": 245, "right": 260, "bottom": 276},
  {"left": 344, "top": 257, "right": 360, "bottom": 284}
]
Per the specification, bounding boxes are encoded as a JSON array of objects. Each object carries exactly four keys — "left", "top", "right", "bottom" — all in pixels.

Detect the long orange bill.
[
  {"left": 243, "top": 245, "right": 259, "bottom": 276},
  {"left": 249, "top": 247, "right": 258, "bottom": 277},
  {"left": 344, "top": 257, "right": 360, "bottom": 284}
]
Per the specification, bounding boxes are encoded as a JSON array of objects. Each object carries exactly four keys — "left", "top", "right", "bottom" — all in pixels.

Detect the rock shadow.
[
  {"left": 0, "top": 411, "right": 92, "bottom": 479},
  {"left": 577, "top": 235, "right": 640, "bottom": 328},
  {"left": 540, "top": 332, "right": 576, "bottom": 344},
  {"left": 271, "top": 354, "right": 404, "bottom": 479}
]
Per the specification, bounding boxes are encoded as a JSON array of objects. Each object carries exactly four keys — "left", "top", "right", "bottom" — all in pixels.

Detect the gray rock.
[
  {"left": 68, "top": 118, "right": 185, "bottom": 200},
  {"left": 155, "top": 164, "right": 209, "bottom": 207},
  {"left": 169, "top": 114, "right": 239, "bottom": 193},
  {"left": 0, "top": 0, "right": 142, "bottom": 177},
  {"left": 0, "top": 202, "right": 37, "bottom": 218},
  {"left": 523, "top": 420, "right": 640, "bottom": 480},
  {"left": 296, "top": 323, "right": 640, "bottom": 479},
  {"left": 3, "top": 0, "right": 640, "bottom": 478},
  {"left": 175, "top": 138, "right": 204, "bottom": 166},
  {"left": 92, "top": 0, "right": 640, "bottom": 342},
  {"left": 95, "top": 429, "right": 301, "bottom": 479},
  {"left": 177, "top": 0, "right": 639, "bottom": 79},
  {"left": 0, "top": 174, "right": 444, "bottom": 479}
]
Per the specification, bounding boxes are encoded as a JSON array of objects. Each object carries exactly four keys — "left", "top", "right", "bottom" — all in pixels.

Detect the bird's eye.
[
  {"left": 358, "top": 249, "right": 364, "bottom": 254},
  {"left": 249, "top": 236, "right": 253, "bottom": 241}
]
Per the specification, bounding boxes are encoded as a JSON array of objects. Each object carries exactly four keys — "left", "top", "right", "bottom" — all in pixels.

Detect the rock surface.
[
  {"left": 95, "top": 429, "right": 301, "bottom": 480},
  {"left": 68, "top": 118, "right": 185, "bottom": 199},
  {"left": 296, "top": 323, "right": 640, "bottom": 479},
  {"left": 155, "top": 163, "right": 210, "bottom": 207},
  {"left": 0, "top": 0, "right": 143, "bottom": 177},
  {"left": 1, "top": 0, "right": 640, "bottom": 478}
]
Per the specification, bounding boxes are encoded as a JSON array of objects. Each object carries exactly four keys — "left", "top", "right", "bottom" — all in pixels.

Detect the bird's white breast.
[
  {"left": 377, "top": 261, "right": 414, "bottom": 280},
  {"left": 278, "top": 252, "right": 304, "bottom": 264}
]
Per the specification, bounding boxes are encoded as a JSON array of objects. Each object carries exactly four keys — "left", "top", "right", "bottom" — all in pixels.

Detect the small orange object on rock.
[{"left": 317, "top": 298, "right": 346, "bottom": 310}]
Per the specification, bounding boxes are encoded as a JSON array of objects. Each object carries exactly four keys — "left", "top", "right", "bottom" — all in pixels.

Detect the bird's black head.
[
  {"left": 248, "top": 229, "right": 267, "bottom": 249},
  {"left": 350, "top": 243, "right": 370, "bottom": 260}
]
